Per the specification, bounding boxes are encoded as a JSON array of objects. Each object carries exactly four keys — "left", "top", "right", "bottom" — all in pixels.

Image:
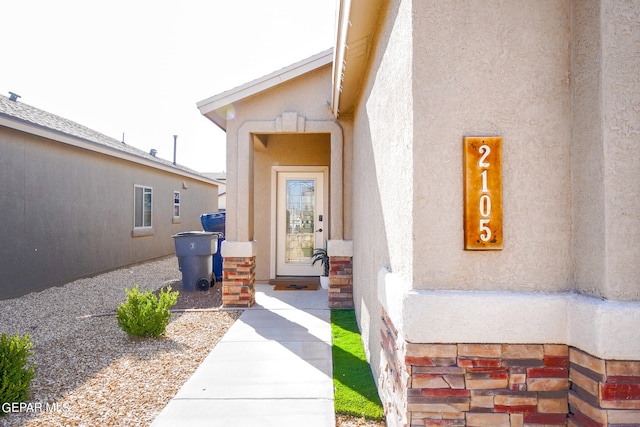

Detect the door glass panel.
[{"left": 285, "top": 179, "right": 315, "bottom": 264}]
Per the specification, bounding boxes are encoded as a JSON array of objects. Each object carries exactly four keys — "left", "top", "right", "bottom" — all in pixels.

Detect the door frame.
[{"left": 270, "top": 165, "right": 329, "bottom": 279}]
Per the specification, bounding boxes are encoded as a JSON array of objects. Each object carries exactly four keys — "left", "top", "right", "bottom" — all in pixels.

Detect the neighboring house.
[
  {"left": 202, "top": 172, "right": 226, "bottom": 210},
  {"left": 197, "top": 1, "right": 640, "bottom": 426},
  {"left": 0, "top": 93, "right": 218, "bottom": 300}
]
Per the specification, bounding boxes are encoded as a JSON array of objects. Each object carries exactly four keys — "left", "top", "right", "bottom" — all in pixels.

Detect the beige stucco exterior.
[
  {"left": 1, "top": 120, "right": 217, "bottom": 299},
  {"left": 341, "top": 0, "right": 640, "bottom": 374},
  {"left": 572, "top": 0, "right": 640, "bottom": 301},
  {"left": 200, "top": 56, "right": 354, "bottom": 280},
  {"left": 411, "top": 1, "right": 573, "bottom": 293}
]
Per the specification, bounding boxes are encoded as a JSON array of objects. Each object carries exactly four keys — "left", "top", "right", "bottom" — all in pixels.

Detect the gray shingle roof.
[{"left": 0, "top": 93, "right": 201, "bottom": 175}]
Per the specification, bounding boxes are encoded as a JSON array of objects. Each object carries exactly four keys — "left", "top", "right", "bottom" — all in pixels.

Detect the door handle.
[{"left": 316, "top": 228, "right": 323, "bottom": 232}]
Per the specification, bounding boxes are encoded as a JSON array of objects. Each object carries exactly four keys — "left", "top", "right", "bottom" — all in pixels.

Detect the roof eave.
[
  {"left": 331, "top": 0, "right": 351, "bottom": 118},
  {"left": 330, "top": 0, "right": 384, "bottom": 118},
  {"left": 0, "top": 115, "right": 217, "bottom": 185},
  {"left": 197, "top": 48, "right": 334, "bottom": 131}
]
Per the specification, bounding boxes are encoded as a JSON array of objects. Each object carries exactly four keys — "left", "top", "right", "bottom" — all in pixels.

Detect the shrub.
[
  {"left": 0, "top": 333, "right": 35, "bottom": 416},
  {"left": 117, "top": 285, "right": 179, "bottom": 338}
]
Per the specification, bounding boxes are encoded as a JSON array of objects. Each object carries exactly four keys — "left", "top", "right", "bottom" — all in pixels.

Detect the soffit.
[{"left": 331, "top": 0, "right": 385, "bottom": 117}]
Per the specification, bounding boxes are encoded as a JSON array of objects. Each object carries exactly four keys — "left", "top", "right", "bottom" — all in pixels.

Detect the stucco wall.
[
  {"left": 224, "top": 65, "right": 336, "bottom": 243},
  {"left": 600, "top": 0, "right": 640, "bottom": 301},
  {"left": 572, "top": 0, "right": 640, "bottom": 301},
  {"left": 253, "top": 133, "right": 331, "bottom": 280},
  {"left": 350, "top": 0, "right": 577, "bottom": 379},
  {"left": 0, "top": 127, "right": 217, "bottom": 299},
  {"left": 412, "top": 0, "right": 572, "bottom": 292},
  {"left": 350, "top": 0, "right": 414, "bottom": 379},
  {"left": 344, "top": 0, "right": 640, "bottom": 406},
  {"left": 572, "top": 0, "right": 606, "bottom": 299},
  {"left": 223, "top": 63, "right": 352, "bottom": 280}
]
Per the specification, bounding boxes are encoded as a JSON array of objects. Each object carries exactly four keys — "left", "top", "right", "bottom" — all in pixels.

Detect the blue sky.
[{"left": 2, "top": 0, "right": 336, "bottom": 173}]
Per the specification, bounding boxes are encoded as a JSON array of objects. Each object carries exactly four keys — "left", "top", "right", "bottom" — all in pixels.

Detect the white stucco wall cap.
[
  {"left": 327, "top": 240, "right": 353, "bottom": 257},
  {"left": 220, "top": 240, "right": 257, "bottom": 258},
  {"left": 378, "top": 268, "right": 412, "bottom": 333},
  {"left": 567, "top": 293, "right": 640, "bottom": 360},
  {"left": 400, "top": 289, "right": 568, "bottom": 345},
  {"left": 378, "top": 269, "right": 640, "bottom": 360}
]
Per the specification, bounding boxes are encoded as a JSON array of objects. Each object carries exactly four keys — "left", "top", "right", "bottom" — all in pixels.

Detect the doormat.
[
  {"left": 270, "top": 276, "right": 320, "bottom": 290},
  {"left": 273, "top": 283, "right": 319, "bottom": 291}
]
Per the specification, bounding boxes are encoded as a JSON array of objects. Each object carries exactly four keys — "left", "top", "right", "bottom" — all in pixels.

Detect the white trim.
[
  {"left": 378, "top": 268, "right": 640, "bottom": 360},
  {"left": 173, "top": 190, "right": 181, "bottom": 220},
  {"left": 131, "top": 227, "right": 154, "bottom": 238},
  {"left": 330, "top": 0, "right": 384, "bottom": 117},
  {"left": 220, "top": 240, "right": 257, "bottom": 258},
  {"left": 197, "top": 49, "right": 333, "bottom": 130},
  {"left": 332, "top": 0, "right": 351, "bottom": 117},
  {"left": 327, "top": 240, "right": 353, "bottom": 257},
  {"left": 231, "top": 116, "right": 344, "bottom": 244},
  {"left": 270, "top": 166, "right": 329, "bottom": 278},
  {"left": 133, "top": 185, "right": 153, "bottom": 230}
]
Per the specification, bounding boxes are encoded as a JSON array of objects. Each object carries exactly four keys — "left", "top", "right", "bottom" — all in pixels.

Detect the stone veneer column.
[
  {"left": 220, "top": 241, "right": 256, "bottom": 308},
  {"left": 222, "top": 256, "right": 255, "bottom": 308},
  {"left": 327, "top": 240, "right": 353, "bottom": 309},
  {"left": 329, "top": 256, "right": 353, "bottom": 309}
]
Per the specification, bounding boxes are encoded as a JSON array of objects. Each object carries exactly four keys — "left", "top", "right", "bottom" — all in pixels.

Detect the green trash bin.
[{"left": 172, "top": 231, "right": 218, "bottom": 291}]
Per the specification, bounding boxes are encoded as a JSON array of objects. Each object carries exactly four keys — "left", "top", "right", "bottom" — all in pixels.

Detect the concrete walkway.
[{"left": 151, "top": 283, "right": 335, "bottom": 427}]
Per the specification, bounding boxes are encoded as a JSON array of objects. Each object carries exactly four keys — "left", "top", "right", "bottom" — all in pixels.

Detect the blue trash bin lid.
[{"left": 200, "top": 212, "right": 226, "bottom": 233}]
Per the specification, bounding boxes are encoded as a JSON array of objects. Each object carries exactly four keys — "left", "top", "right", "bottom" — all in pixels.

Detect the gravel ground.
[
  {"left": 0, "top": 257, "right": 238, "bottom": 427},
  {"left": 336, "top": 415, "right": 386, "bottom": 427},
  {"left": 0, "top": 256, "right": 385, "bottom": 427}
]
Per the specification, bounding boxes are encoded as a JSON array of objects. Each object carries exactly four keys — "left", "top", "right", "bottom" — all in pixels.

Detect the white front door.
[{"left": 276, "top": 171, "right": 327, "bottom": 276}]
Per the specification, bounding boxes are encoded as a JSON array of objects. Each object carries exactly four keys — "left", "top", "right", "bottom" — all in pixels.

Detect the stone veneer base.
[
  {"left": 329, "top": 256, "right": 353, "bottom": 309},
  {"left": 222, "top": 256, "right": 255, "bottom": 308},
  {"left": 380, "top": 309, "right": 640, "bottom": 427}
]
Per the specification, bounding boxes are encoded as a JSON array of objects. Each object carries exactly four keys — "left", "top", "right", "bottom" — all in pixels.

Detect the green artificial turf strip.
[{"left": 331, "top": 309, "right": 384, "bottom": 420}]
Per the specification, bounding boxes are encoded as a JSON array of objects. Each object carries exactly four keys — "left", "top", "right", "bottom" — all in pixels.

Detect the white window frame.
[
  {"left": 133, "top": 185, "right": 153, "bottom": 237},
  {"left": 172, "top": 191, "right": 181, "bottom": 223}
]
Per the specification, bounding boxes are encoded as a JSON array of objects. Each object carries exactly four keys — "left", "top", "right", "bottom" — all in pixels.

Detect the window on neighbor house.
[
  {"left": 134, "top": 185, "right": 153, "bottom": 229},
  {"left": 173, "top": 191, "right": 181, "bottom": 219}
]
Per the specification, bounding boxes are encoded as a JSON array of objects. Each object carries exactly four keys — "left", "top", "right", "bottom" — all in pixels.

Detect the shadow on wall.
[{"left": 349, "top": 0, "right": 402, "bottom": 388}]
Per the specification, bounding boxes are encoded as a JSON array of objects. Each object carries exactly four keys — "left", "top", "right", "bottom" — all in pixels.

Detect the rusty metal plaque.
[{"left": 464, "top": 136, "right": 503, "bottom": 250}]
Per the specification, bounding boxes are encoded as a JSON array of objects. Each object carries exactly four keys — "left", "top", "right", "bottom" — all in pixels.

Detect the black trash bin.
[
  {"left": 172, "top": 231, "right": 217, "bottom": 291},
  {"left": 200, "top": 211, "right": 226, "bottom": 283}
]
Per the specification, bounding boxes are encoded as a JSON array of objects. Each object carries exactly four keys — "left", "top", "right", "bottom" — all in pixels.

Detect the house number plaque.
[{"left": 464, "top": 136, "right": 503, "bottom": 250}]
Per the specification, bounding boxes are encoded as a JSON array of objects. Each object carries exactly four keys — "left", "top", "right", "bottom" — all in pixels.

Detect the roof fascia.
[
  {"left": 332, "top": 0, "right": 351, "bottom": 118},
  {"left": 197, "top": 48, "right": 334, "bottom": 131},
  {"left": 0, "top": 115, "right": 217, "bottom": 185},
  {"left": 331, "top": 0, "right": 384, "bottom": 117}
]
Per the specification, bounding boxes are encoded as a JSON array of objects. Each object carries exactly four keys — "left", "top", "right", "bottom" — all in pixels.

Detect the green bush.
[
  {"left": 0, "top": 333, "right": 35, "bottom": 416},
  {"left": 117, "top": 285, "right": 179, "bottom": 338}
]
